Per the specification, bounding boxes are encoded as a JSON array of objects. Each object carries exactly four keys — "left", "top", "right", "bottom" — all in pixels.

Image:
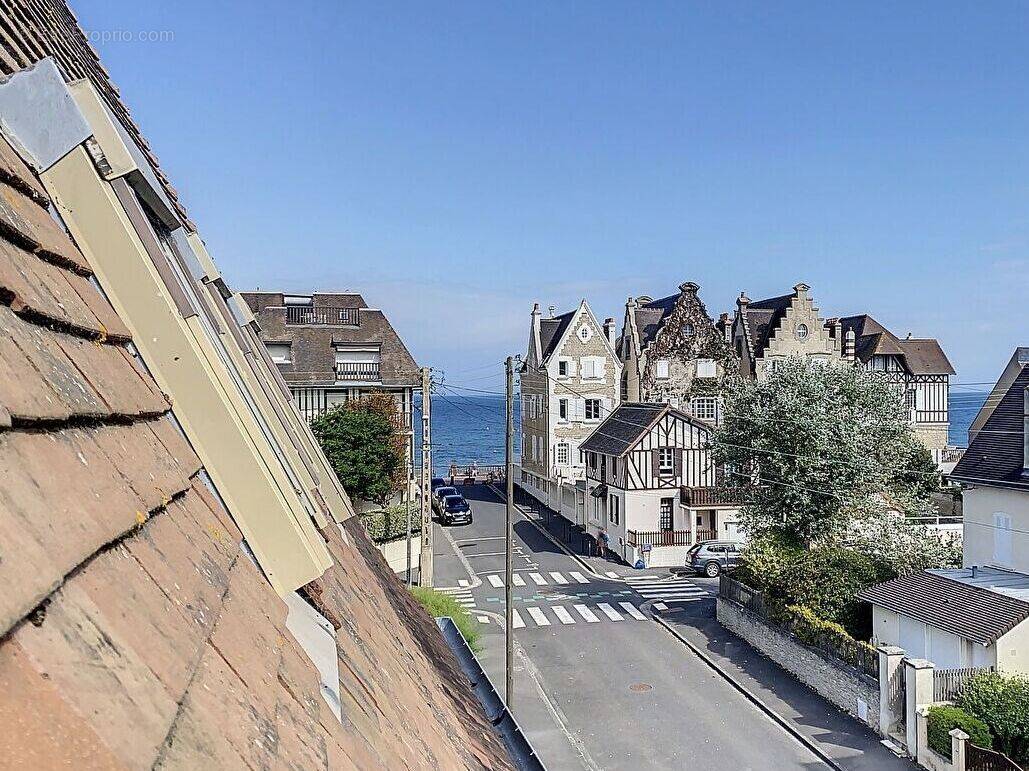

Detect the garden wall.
[{"left": 717, "top": 597, "right": 881, "bottom": 732}]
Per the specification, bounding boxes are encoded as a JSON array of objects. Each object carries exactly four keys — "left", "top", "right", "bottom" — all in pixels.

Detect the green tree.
[
  {"left": 957, "top": 671, "right": 1029, "bottom": 763},
  {"left": 311, "top": 393, "right": 405, "bottom": 506},
  {"left": 712, "top": 358, "right": 940, "bottom": 548}
]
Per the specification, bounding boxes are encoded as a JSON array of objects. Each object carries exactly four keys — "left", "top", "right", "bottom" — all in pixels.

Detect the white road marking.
[
  {"left": 597, "top": 603, "right": 623, "bottom": 621},
  {"left": 573, "top": 604, "right": 600, "bottom": 623},
  {"left": 458, "top": 579, "right": 470, "bottom": 587},
  {"left": 529, "top": 573, "right": 548, "bottom": 586},
  {"left": 487, "top": 574, "right": 504, "bottom": 588},
  {"left": 477, "top": 615, "right": 490, "bottom": 624},
  {"left": 552, "top": 605, "right": 576, "bottom": 625},
  {"left": 527, "top": 606, "right": 551, "bottom": 626},
  {"left": 512, "top": 574, "right": 526, "bottom": 586},
  {"left": 569, "top": 572, "right": 589, "bottom": 584},
  {"left": 549, "top": 572, "right": 569, "bottom": 584},
  {"left": 619, "top": 602, "right": 647, "bottom": 620},
  {"left": 511, "top": 609, "right": 525, "bottom": 629},
  {"left": 605, "top": 571, "right": 620, "bottom": 578},
  {"left": 654, "top": 602, "right": 668, "bottom": 611}
]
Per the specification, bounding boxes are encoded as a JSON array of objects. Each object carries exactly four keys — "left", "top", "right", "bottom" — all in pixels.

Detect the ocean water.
[{"left": 417, "top": 390, "right": 989, "bottom": 476}]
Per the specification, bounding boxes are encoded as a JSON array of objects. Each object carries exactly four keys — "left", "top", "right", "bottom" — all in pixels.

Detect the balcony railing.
[
  {"left": 286, "top": 305, "right": 360, "bottom": 326},
  {"left": 680, "top": 486, "right": 752, "bottom": 507},
  {"left": 627, "top": 530, "right": 693, "bottom": 547},
  {"left": 335, "top": 361, "right": 381, "bottom": 381}
]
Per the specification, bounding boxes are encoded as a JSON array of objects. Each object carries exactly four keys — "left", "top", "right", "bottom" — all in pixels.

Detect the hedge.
[
  {"left": 956, "top": 671, "right": 1029, "bottom": 763},
  {"left": 782, "top": 604, "right": 877, "bottom": 667},
  {"left": 360, "top": 506, "right": 420, "bottom": 544},
  {"left": 926, "top": 705, "right": 991, "bottom": 759},
  {"left": 409, "top": 586, "right": 482, "bottom": 652}
]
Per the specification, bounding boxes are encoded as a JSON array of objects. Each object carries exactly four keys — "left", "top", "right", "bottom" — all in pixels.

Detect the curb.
[
  {"left": 653, "top": 613, "right": 846, "bottom": 771},
  {"left": 485, "top": 483, "right": 621, "bottom": 582}
]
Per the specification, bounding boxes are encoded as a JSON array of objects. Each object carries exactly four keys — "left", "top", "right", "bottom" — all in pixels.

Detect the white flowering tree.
[{"left": 712, "top": 358, "right": 942, "bottom": 551}]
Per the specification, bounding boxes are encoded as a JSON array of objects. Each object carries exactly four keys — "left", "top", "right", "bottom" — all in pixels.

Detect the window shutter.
[
  {"left": 674, "top": 449, "right": 683, "bottom": 479},
  {"left": 568, "top": 359, "right": 577, "bottom": 377},
  {"left": 994, "top": 513, "right": 1013, "bottom": 566},
  {"left": 651, "top": 448, "right": 660, "bottom": 478},
  {"left": 601, "top": 397, "right": 611, "bottom": 416},
  {"left": 576, "top": 399, "right": 586, "bottom": 420},
  {"left": 597, "top": 357, "right": 607, "bottom": 378}
]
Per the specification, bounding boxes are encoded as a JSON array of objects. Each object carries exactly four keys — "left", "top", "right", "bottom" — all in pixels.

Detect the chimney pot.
[
  {"left": 738, "top": 292, "right": 750, "bottom": 306},
  {"left": 548, "top": 305, "right": 556, "bottom": 318},
  {"left": 793, "top": 282, "right": 810, "bottom": 295}
]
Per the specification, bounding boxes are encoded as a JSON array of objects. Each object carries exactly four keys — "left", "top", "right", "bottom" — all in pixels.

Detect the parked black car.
[
  {"left": 440, "top": 494, "right": 472, "bottom": 525},
  {"left": 431, "top": 477, "right": 447, "bottom": 491},
  {"left": 432, "top": 486, "right": 458, "bottom": 511},
  {"left": 686, "top": 541, "right": 743, "bottom": 577}
]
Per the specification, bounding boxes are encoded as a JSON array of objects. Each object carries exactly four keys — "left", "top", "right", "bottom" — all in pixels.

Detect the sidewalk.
[{"left": 661, "top": 606, "right": 914, "bottom": 771}]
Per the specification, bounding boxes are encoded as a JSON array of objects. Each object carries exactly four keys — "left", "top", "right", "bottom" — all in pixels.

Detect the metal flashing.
[{"left": 0, "top": 58, "right": 91, "bottom": 171}]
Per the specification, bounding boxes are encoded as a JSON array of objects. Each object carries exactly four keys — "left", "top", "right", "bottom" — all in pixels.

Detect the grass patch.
[{"left": 409, "top": 585, "right": 483, "bottom": 652}]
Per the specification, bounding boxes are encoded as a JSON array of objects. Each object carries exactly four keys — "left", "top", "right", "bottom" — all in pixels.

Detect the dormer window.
[
  {"left": 682, "top": 322, "right": 695, "bottom": 337},
  {"left": 796, "top": 324, "right": 809, "bottom": 341}
]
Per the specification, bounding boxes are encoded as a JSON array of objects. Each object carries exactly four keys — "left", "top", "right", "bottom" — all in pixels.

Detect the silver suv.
[{"left": 686, "top": 541, "right": 742, "bottom": 577}]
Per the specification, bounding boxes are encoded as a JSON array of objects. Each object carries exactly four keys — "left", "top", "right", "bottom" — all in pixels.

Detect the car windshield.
[
  {"left": 437, "top": 487, "right": 457, "bottom": 497},
  {"left": 444, "top": 496, "right": 465, "bottom": 506}
]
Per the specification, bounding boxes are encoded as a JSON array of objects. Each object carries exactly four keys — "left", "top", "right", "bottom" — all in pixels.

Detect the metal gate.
[{"left": 967, "top": 744, "right": 1023, "bottom": 771}]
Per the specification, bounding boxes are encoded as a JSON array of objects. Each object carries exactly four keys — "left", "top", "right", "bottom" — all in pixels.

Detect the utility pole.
[
  {"left": 419, "top": 366, "right": 433, "bottom": 586},
  {"left": 405, "top": 448, "right": 413, "bottom": 587},
  {"left": 505, "top": 355, "right": 515, "bottom": 709}
]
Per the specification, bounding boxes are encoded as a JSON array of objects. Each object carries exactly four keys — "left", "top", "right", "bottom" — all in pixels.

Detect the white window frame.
[
  {"left": 558, "top": 359, "right": 569, "bottom": 377},
  {"left": 559, "top": 398, "right": 569, "bottom": 421},
  {"left": 993, "top": 512, "right": 1013, "bottom": 567},
  {"left": 556, "top": 442, "right": 569, "bottom": 465},
  {"left": 658, "top": 447, "right": 675, "bottom": 475},
  {"left": 584, "top": 398, "right": 602, "bottom": 420},
  {"left": 265, "top": 342, "right": 292, "bottom": 364},
  {"left": 580, "top": 356, "right": 606, "bottom": 380},
  {"left": 696, "top": 358, "right": 716, "bottom": 378},
  {"left": 691, "top": 397, "right": 718, "bottom": 422},
  {"left": 655, "top": 359, "right": 670, "bottom": 379}
]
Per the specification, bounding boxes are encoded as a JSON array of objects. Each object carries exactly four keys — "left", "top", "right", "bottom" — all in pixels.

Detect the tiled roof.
[
  {"left": 951, "top": 355, "right": 1028, "bottom": 490},
  {"left": 0, "top": 131, "right": 510, "bottom": 769},
  {"left": 858, "top": 570, "right": 1029, "bottom": 646},
  {"left": 580, "top": 403, "right": 670, "bottom": 456},
  {"left": 633, "top": 293, "right": 678, "bottom": 347},
  {"left": 838, "top": 314, "right": 954, "bottom": 375}
]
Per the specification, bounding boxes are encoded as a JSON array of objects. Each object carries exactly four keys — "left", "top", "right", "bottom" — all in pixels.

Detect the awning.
[{"left": 590, "top": 483, "right": 607, "bottom": 498}]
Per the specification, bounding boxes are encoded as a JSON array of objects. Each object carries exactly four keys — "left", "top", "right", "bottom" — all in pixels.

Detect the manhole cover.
[{"left": 628, "top": 683, "right": 653, "bottom": 693}]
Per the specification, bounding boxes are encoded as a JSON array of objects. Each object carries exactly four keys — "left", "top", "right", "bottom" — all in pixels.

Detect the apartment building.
[
  {"left": 520, "top": 300, "right": 622, "bottom": 495},
  {"left": 241, "top": 291, "right": 420, "bottom": 473}
]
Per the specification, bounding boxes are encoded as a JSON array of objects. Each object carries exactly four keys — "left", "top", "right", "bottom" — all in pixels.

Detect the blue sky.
[{"left": 77, "top": 1, "right": 1028, "bottom": 390}]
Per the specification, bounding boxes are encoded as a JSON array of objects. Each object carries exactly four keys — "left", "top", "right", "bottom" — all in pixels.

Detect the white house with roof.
[
  {"left": 519, "top": 300, "right": 622, "bottom": 502},
  {"left": 858, "top": 348, "right": 1029, "bottom": 672},
  {"left": 579, "top": 403, "right": 746, "bottom": 567}
]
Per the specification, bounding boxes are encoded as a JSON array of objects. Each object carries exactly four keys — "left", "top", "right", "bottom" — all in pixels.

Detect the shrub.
[
  {"left": 782, "top": 605, "right": 877, "bottom": 667},
  {"left": 957, "top": 671, "right": 1029, "bottom": 763},
  {"left": 926, "top": 705, "right": 992, "bottom": 759},
  {"left": 737, "top": 538, "right": 893, "bottom": 639},
  {"left": 409, "top": 586, "right": 482, "bottom": 652},
  {"left": 360, "top": 505, "right": 419, "bottom": 544}
]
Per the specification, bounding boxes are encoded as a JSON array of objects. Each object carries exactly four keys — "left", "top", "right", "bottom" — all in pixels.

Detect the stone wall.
[{"left": 717, "top": 598, "right": 881, "bottom": 733}]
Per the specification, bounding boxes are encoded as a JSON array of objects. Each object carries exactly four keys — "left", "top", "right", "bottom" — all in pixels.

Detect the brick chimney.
[
  {"left": 604, "top": 317, "right": 617, "bottom": 348},
  {"left": 737, "top": 292, "right": 750, "bottom": 309},
  {"left": 793, "top": 282, "right": 810, "bottom": 299},
  {"left": 844, "top": 328, "right": 856, "bottom": 363}
]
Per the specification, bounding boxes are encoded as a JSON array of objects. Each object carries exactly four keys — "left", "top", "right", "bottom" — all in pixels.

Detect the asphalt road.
[{"left": 431, "top": 485, "right": 835, "bottom": 771}]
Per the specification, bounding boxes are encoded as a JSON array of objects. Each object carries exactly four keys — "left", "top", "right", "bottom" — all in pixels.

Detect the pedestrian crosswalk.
[
  {"left": 438, "top": 586, "right": 477, "bottom": 611},
  {"left": 497, "top": 601, "right": 648, "bottom": 629},
  {"left": 478, "top": 570, "right": 592, "bottom": 588},
  {"left": 625, "top": 574, "right": 709, "bottom": 603}
]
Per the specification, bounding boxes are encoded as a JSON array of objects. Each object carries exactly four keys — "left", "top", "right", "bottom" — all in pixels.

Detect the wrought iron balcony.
[
  {"left": 286, "top": 305, "right": 359, "bottom": 326},
  {"left": 335, "top": 361, "right": 381, "bottom": 381}
]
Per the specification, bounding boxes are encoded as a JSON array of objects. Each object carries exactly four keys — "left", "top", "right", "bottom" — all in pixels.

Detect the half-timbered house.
[
  {"left": 580, "top": 403, "right": 745, "bottom": 567},
  {"left": 836, "top": 314, "right": 955, "bottom": 465}
]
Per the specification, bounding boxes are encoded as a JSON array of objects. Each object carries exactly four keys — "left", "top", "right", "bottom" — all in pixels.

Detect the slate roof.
[
  {"left": 539, "top": 309, "right": 576, "bottom": 363},
  {"left": 857, "top": 570, "right": 1029, "bottom": 646},
  {"left": 741, "top": 293, "right": 793, "bottom": 358},
  {"left": 838, "top": 314, "right": 954, "bottom": 375},
  {"left": 951, "top": 354, "right": 1029, "bottom": 490},
  {"left": 0, "top": 51, "right": 511, "bottom": 771},
  {"left": 580, "top": 403, "right": 700, "bottom": 456},
  {"left": 633, "top": 293, "right": 678, "bottom": 347}
]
